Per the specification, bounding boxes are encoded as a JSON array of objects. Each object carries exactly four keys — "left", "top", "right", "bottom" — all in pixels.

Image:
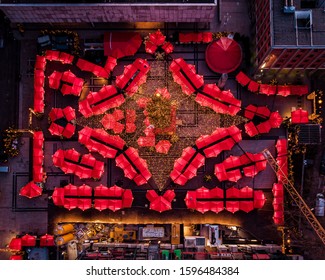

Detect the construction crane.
[{"left": 262, "top": 149, "right": 325, "bottom": 246}]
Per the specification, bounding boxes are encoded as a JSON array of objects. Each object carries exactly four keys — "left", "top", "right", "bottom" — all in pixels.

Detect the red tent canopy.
[
  {"left": 205, "top": 37, "right": 242, "bottom": 73},
  {"left": 19, "top": 181, "right": 42, "bottom": 199},
  {"left": 9, "top": 238, "right": 22, "bottom": 251},
  {"left": 21, "top": 234, "right": 36, "bottom": 247},
  {"left": 40, "top": 234, "right": 55, "bottom": 247}
]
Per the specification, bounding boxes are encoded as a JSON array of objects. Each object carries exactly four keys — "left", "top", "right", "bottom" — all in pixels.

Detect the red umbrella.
[
  {"left": 64, "top": 198, "right": 78, "bottom": 211},
  {"left": 146, "top": 190, "right": 159, "bottom": 202},
  {"left": 40, "top": 234, "right": 55, "bottom": 247},
  {"left": 209, "top": 187, "right": 224, "bottom": 198},
  {"left": 205, "top": 37, "right": 242, "bottom": 73},
  {"left": 107, "top": 200, "right": 123, "bottom": 212},
  {"left": 52, "top": 188, "right": 65, "bottom": 206},
  {"left": 94, "top": 185, "right": 110, "bottom": 197},
  {"left": 163, "top": 190, "right": 175, "bottom": 202},
  {"left": 155, "top": 140, "right": 172, "bottom": 154},
  {"left": 150, "top": 196, "right": 172, "bottom": 213},
  {"left": 107, "top": 185, "right": 124, "bottom": 197},
  {"left": 19, "top": 181, "right": 42, "bottom": 199},
  {"left": 149, "top": 30, "right": 166, "bottom": 46},
  {"left": 21, "top": 234, "right": 36, "bottom": 247},
  {"left": 184, "top": 191, "right": 196, "bottom": 209},
  {"left": 291, "top": 108, "right": 309, "bottom": 124},
  {"left": 272, "top": 183, "right": 284, "bottom": 198},
  {"left": 226, "top": 187, "right": 240, "bottom": 198},
  {"left": 239, "top": 201, "right": 254, "bottom": 213},
  {"left": 49, "top": 108, "right": 64, "bottom": 122},
  {"left": 254, "top": 190, "right": 266, "bottom": 208},
  {"left": 210, "top": 201, "right": 224, "bottom": 213},
  {"left": 226, "top": 201, "right": 240, "bottom": 213},
  {"left": 269, "top": 111, "right": 283, "bottom": 128},
  {"left": 104, "top": 32, "right": 142, "bottom": 58},
  {"left": 196, "top": 186, "right": 211, "bottom": 199},
  {"left": 122, "top": 189, "right": 134, "bottom": 208},
  {"left": 64, "top": 183, "right": 78, "bottom": 196},
  {"left": 195, "top": 201, "right": 211, "bottom": 213},
  {"left": 9, "top": 238, "right": 22, "bottom": 251},
  {"left": 48, "top": 71, "right": 62, "bottom": 89},
  {"left": 239, "top": 186, "right": 253, "bottom": 198},
  {"left": 10, "top": 254, "right": 23, "bottom": 260},
  {"left": 77, "top": 199, "right": 92, "bottom": 211},
  {"left": 78, "top": 184, "right": 92, "bottom": 197},
  {"left": 94, "top": 199, "right": 109, "bottom": 211}
]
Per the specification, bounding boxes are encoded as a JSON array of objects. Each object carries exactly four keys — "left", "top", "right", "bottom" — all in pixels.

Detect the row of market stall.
[{"left": 51, "top": 183, "right": 266, "bottom": 214}]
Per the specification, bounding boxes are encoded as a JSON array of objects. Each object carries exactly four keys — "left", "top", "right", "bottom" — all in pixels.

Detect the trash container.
[
  {"left": 174, "top": 249, "right": 182, "bottom": 260},
  {"left": 161, "top": 250, "right": 170, "bottom": 260}
]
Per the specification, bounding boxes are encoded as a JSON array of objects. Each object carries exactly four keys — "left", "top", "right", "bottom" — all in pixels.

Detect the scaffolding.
[{"left": 262, "top": 149, "right": 325, "bottom": 246}]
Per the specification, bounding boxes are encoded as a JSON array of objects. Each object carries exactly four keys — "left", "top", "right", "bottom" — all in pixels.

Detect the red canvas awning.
[
  {"left": 205, "top": 37, "right": 242, "bottom": 73},
  {"left": 40, "top": 234, "right": 55, "bottom": 247},
  {"left": 21, "top": 234, "right": 36, "bottom": 247},
  {"left": 19, "top": 181, "right": 42, "bottom": 199},
  {"left": 104, "top": 32, "right": 142, "bottom": 58}
]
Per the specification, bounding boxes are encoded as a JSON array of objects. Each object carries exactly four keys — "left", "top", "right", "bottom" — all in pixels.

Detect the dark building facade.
[{"left": 255, "top": 0, "right": 325, "bottom": 72}]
